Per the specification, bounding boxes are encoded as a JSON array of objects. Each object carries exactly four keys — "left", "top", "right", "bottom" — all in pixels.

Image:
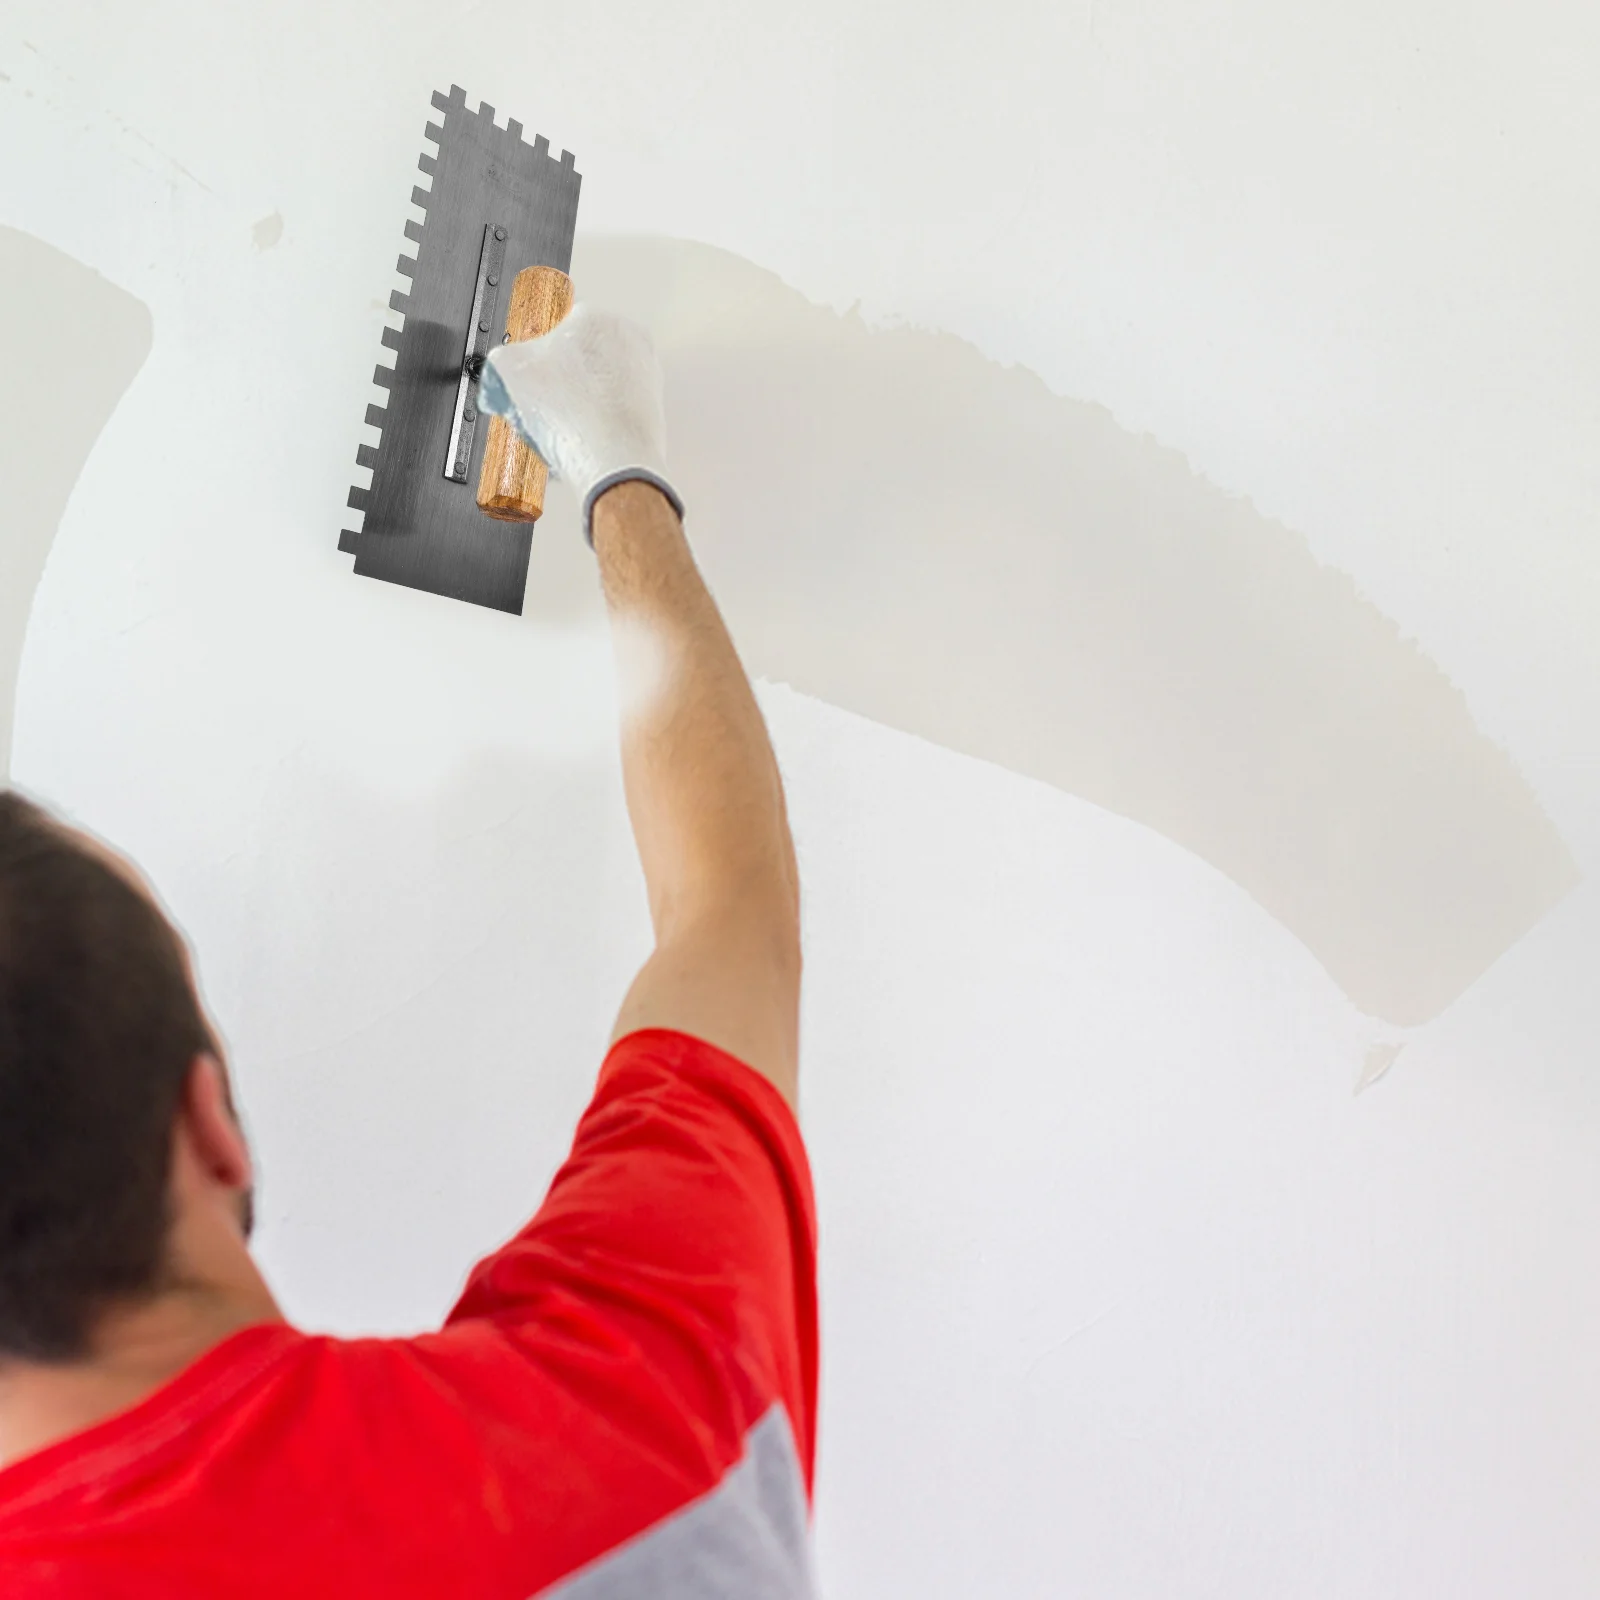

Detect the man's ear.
[{"left": 178, "top": 1054, "right": 252, "bottom": 1195}]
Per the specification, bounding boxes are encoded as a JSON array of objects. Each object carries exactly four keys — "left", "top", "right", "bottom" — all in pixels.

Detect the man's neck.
[{"left": 0, "top": 1275, "right": 284, "bottom": 1469}]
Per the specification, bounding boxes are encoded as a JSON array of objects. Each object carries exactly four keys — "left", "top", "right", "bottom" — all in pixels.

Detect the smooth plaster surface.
[
  {"left": 550, "top": 236, "right": 1576, "bottom": 1026},
  {"left": 0, "top": 228, "right": 149, "bottom": 777}
]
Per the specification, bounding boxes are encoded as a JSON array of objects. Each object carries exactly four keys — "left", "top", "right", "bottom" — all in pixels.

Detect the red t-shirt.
[{"left": 0, "top": 1029, "right": 818, "bottom": 1598}]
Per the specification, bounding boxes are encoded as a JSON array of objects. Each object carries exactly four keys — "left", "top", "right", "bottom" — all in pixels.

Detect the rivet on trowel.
[
  {"left": 494, "top": 227, "right": 506, "bottom": 241},
  {"left": 487, "top": 274, "right": 499, "bottom": 286}
]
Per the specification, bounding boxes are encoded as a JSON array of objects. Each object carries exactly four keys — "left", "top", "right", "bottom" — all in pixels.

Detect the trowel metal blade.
[{"left": 340, "top": 85, "right": 580, "bottom": 614}]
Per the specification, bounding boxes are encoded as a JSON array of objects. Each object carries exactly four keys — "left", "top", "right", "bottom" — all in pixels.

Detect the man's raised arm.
[
  {"left": 593, "top": 481, "right": 800, "bottom": 1104},
  {"left": 482, "top": 304, "right": 800, "bottom": 1106}
]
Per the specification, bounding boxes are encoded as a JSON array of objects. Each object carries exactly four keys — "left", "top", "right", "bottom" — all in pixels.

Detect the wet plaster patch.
[
  {"left": 539, "top": 236, "right": 1577, "bottom": 1028},
  {"left": 0, "top": 227, "right": 151, "bottom": 778}
]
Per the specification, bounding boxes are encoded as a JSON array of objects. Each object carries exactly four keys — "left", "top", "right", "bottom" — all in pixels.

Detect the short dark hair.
[{"left": 0, "top": 791, "right": 212, "bottom": 1360}]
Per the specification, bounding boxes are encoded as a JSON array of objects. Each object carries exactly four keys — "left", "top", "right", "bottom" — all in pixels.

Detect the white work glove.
[{"left": 477, "top": 302, "right": 682, "bottom": 544}]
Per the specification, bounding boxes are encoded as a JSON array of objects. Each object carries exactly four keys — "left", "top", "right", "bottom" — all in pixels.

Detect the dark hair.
[{"left": 0, "top": 791, "right": 212, "bottom": 1360}]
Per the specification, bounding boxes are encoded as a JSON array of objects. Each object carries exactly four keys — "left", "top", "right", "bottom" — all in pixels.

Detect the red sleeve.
[{"left": 446, "top": 1028, "right": 818, "bottom": 1490}]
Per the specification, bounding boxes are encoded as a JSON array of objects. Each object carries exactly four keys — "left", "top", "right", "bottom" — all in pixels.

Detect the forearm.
[{"left": 591, "top": 482, "right": 799, "bottom": 952}]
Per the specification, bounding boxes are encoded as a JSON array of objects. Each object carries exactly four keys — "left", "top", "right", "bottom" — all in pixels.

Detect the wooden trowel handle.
[{"left": 476, "top": 266, "right": 574, "bottom": 522}]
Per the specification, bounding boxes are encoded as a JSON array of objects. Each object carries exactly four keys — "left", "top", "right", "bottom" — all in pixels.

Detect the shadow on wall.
[
  {"left": 0, "top": 228, "right": 151, "bottom": 778},
  {"left": 534, "top": 235, "right": 1577, "bottom": 1028}
]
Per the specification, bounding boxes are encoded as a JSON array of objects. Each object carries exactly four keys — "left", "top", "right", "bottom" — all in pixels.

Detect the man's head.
[{"left": 0, "top": 791, "right": 252, "bottom": 1362}]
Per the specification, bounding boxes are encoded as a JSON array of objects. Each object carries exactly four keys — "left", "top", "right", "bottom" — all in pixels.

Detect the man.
[{"left": 0, "top": 308, "right": 817, "bottom": 1597}]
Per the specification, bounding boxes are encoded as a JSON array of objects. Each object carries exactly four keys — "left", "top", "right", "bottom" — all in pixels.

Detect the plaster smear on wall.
[
  {"left": 0, "top": 227, "right": 151, "bottom": 778},
  {"left": 531, "top": 236, "right": 1577, "bottom": 1028}
]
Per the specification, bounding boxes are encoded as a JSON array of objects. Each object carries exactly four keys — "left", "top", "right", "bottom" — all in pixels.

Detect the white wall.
[{"left": 2, "top": 3, "right": 1598, "bottom": 1593}]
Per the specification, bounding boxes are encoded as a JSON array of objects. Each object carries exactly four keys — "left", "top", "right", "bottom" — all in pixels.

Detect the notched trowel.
[{"left": 339, "top": 85, "right": 581, "bottom": 613}]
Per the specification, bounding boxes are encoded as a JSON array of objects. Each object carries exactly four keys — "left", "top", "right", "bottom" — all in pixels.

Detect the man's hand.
[
  {"left": 479, "top": 303, "right": 683, "bottom": 544},
  {"left": 484, "top": 308, "right": 800, "bottom": 1108}
]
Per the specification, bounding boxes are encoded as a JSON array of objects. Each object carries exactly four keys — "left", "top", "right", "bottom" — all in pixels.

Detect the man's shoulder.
[{"left": 0, "top": 1314, "right": 813, "bottom": 1599}]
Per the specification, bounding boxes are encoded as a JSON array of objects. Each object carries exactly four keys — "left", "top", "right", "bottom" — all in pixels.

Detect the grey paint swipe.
[
  {"left": 0, "top": 227, "right": 151, "bottom": 778},
  {"left": 544, "top": 236, "right": 1577, "bottom": 1027}
]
